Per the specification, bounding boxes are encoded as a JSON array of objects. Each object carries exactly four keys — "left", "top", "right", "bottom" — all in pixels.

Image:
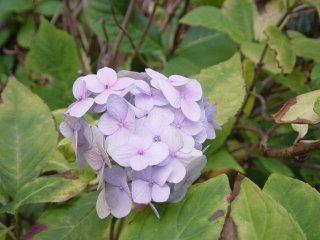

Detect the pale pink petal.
[
  {"left": 96, "top": 189, "right": 110, "bottom": 219},
  {"left": 169, "top": 75, "right": 191, "bottom": 86},
  {"left": 167, "top": 160, "right": 186, "bottom": 183},
  {"left": 98, "top": 113, "right": 120, "bottom": 135},
  {"left": 182, "top": 120, "right": 203, "bottom": 136},
  {"left": 132, "top": 180, "right": 151, "bottom": 204},
  {"left": 151, "top": 184, "right": 170, "bottom": 202},
  {"left": 179, "top": 80, "right": 202, "bottom": 101},
  {"left": 104, "top": 166, "right": 127, "bottom": 186},
  {"left": 124, "top": 107, "right": 136, "bottom": 132},
  {"left": 112, "top": 77, "right": 134, "bottom": 90},
  {"left": 161, "top": 127, "right": 183, "bottom": 152},
  {"left": 151, "top": 89, "right": 168, "bottom": 106},
  {"left": 131, "top": 167, "right": 153, "bottom": 182},
  {"left": 97, "top": 67, "right": 118, "bottom": 86},
  {"left": 135, "top": 94, "right": 154, "bottom": 113},
  {"left": 145, "top": 142, "right": 169, "bottom": 166},
  {"left": 59, "top": 122, "right": 73, "bottom": 138},
  {"left": 67, "top": 98, "right": 94, "bottom": 118},
  {"left": 108, "top": 144, "right": 134, "bottom": 168},
  {"left": 105, "top": 185, "right": 132, "bottom": 218},
  {"left": 180, "top": 132, "right": 195, "bottom": 152},
  {"left": 194, "top": 129, "right": 207, "bottom": 144},
  {"left": 130, "top": 155, "right": 149, "bottom": 171},
  {"left": 83, "top": 74, "right": 104, "bottom": 93},
  {"left": 153, "top": 165, "right": 172, "bottom": 186},
  {"left": 106, "top": 94, "right": 129, "bottom": 122},
  {"left": 83, "top": 150, "right": 104, "bottom": 171},
  {"left": 95, "top": 90, "right": 114, "bottom": 105},
  {"left": 181, "top": 99, "right": 201, "bottom": 121},
  {"left": 72, "top": 77, "right": 86, "bottom": 99},
  {"left": 145, "top": 68, "right": 168, "bottom": 83},
  {"left": 131, "top": 80, "right": 151, "bottom": 95},
  {"left": 158, "top": 79, "right": 180, "bottom": 108}
]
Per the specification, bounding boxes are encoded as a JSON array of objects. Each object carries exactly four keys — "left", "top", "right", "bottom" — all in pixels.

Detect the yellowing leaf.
[
  {"left": 196, "top": 53, "right": 246, "bottom": 125},
  {"left": 274, "top": 90, "right": 320, "bottom": 124},
  {"left": 265, "top": 26, "right": 296, "bottom": 73}
]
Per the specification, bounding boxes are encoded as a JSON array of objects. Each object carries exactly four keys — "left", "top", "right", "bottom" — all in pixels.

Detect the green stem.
[{"left": 109, "top": 217, "right": 117, "bottom": 240}]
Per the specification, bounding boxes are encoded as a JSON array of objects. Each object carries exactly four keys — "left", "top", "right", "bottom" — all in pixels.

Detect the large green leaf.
[
  {"left": 120, "top": 175, "right": 230, "bottom": 240},
  {"left": 196, "top": 53, "right": 245, "bottom": 125},
  {"left": 314, "top": 97, "right": 320, "bottom": 116},
  {"left": 0, "top": 78, "right": 58, "bottom": 197},
  {"left": 273, "top": 70, "right": 308, "bottom": 94},
  {"left": 241, "top": 41, "right": 281, "bottom": 74},
  {"left": 1, "top": 174, "right": 88, "bottom": 214},
  {"left": 26, "top": 18, "right": 79, "bottom": 109},
  {"left": 265, "top": 26, "right": 295, "bottom": 74},
  {"left": 32, "top": 192, "right": 108, "bottom": 240},
  {"left": 181, "top": 1, "right": 254, "bottom": 44},
  {"left": 230, "top": 178, "right": 306, "bottom": 239},
  {"left": 263, "top": 174, "right": 320, "bottom": 240},
  {"left": 290, "top": 36, "right": 320, "bottom": 63},
  {"left": 223, "top": 0, "right": 254, "bottom": 43},
  {"left": 255, "top": 157, "right": 293, "bottom": 177},
  {"left": 204, "top": 149, "right": 244, "bottom": 173},
  {"left": 253, "top": 0, "right": 295, "bottom": 41},
  {"left": 163, "top": 29, "right": 237, "bottom": 76},
  {"left": 273, "top": 90, "right": 320, "bottom": 124},
  {"left": 180, "top": 6, "right": 229, "bottom": 34}
]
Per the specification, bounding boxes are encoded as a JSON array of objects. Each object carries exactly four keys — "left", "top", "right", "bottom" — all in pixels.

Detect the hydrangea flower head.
[{"left": 60, "top": 67, "right": 219, "bottom": 219}]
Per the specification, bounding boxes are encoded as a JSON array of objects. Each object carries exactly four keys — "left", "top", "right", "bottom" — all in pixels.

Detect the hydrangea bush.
[{"left": 59, "top": 67, "right": 219, "bottom": 218}]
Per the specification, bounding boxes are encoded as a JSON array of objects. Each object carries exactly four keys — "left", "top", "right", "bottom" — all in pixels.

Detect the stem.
[
  {"left": 114, "top": 219, "right": 124, "bottom": 240},
  {"left": 108, "top": 0, "right": 137, "bottom": 67},
  {"left": 0, "top": 222, "right": 17, "bottom": 240},
  {"left": 234, "top": 4, "right": 296, "bottom": 126},
  {"left": 109, "top": 217, "right": 117, "bottom": 240}
]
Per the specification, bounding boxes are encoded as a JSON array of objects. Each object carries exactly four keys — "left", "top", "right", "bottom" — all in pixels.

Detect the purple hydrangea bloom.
[
  {"left": 66, "top": 78, "right": 94, "bottom": 118},
  {"left": 131, "top": 166, "right": 171, "bottom": 204},
  {"left": 61, "top": 67, "right": 219, "bottom": 219}
]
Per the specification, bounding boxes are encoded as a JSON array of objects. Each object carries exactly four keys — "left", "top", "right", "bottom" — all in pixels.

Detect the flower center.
[
  {"left": 153, "top": 135, "right": 161, "bottom": 142},
  {"left": 137, "top": 149, "right": 145, "bottom": 155}
]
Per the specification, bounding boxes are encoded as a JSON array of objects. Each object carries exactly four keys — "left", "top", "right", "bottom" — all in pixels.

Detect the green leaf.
[
  {"left": 196, "top": 53, "right": 245, "bottom": 125},
  {"left": 17, "top": 18, "right": 36, "bottom": 48},
  {"left": 263, "top": 174, "right": 320, "bottom": 240},
  {"left": 1, "top": 174, "right": 88, "bottom": 214},
  {"left": 36, "top": 0, "right": 61, "bottom": 16},
  {"left": 241, "top": 41, "right": 281, "bottom": 74},
  {"left": 26, "top": 18, "right": 79, "bottom": 109},
  {"left": 265, "top": 26, "right": 295, "bottom": 73},
  {"left": 255, "top": 157, "right": 293, "bottom": 177},
  {"left": 180, "top": 6, "right": 229, "bottom": 34},
  {"left": 204, "top": 149, "right": 244, "bottom": 173},
  {"left": 311, "top": 63, "right": 320, "bottom": 88},
  {"left": 273, "top": 70, "right": 308, "bottom": 94},
  {"left": 231, "top": 178, "right": 306, "bottom": 239},
  {"left": 290, "top": 36, "right": 320, "bottom": 63},
  {"left": 181, "top": 1, "right": 254, "bottom": 44},
  {"left": 253, "top": 0, "right": 295, "bottom": 41},
  {"left": 33, "top": 192, "right": 108, "bottom": 240},
  {"left": 43, "top": 150, "right": 74, "bottom": 173},
  {"left": 0, "top": 0, "right": 32, "bottom": 14},
  {"left": 0, "top": 78, "right": 58, "bottom": 197},
  {"left": 120, "top": 175, "right": 230, "bottom": 240},
  {"left": 223, "top": 0, "right": 254, "bottom": 43},
  {"left": 313, "top": 97, "right": 320, "bottom": 116},
  {"left": 273, "top": 90, "right": 320, "bottom": 124},
  {"left": 163, "top": 29, "right": 237, "bottom": 76}
]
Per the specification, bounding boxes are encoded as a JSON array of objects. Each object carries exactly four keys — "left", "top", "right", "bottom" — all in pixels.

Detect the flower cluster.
[{"left": 60, "top": 67, "right": 219, "bottom": 218}]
